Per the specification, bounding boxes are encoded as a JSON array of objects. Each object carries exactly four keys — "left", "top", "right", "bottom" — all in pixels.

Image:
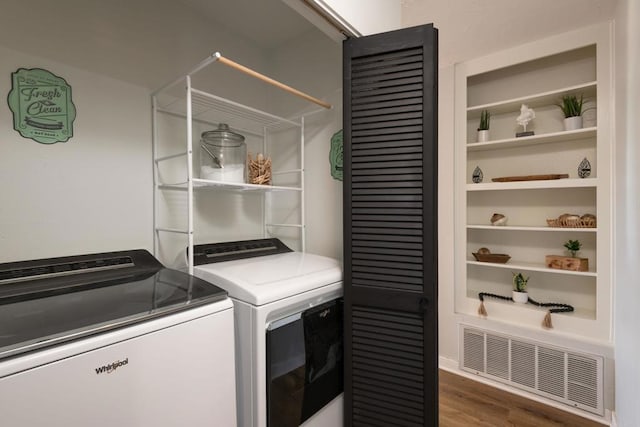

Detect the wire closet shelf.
[{"left": 151, "top": 51, "right": 332, "bottom": 273}]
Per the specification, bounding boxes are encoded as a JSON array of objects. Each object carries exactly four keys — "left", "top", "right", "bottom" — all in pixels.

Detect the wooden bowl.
[{"left": 472, "top": 253, "right": 511, "bottom": 263}]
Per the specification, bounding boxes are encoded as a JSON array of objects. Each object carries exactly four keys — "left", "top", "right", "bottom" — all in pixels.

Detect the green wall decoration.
[
  {"left": 329, "top": 129, "right": 343, "bottom": 181},
  {"left": 7, "top": 68, "right": 76, "bottom": 144}
]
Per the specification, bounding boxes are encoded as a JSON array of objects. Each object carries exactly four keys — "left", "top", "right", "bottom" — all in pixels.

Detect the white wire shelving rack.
[{"left": 151, "top": 52, "right": 331, "bottom": 274}]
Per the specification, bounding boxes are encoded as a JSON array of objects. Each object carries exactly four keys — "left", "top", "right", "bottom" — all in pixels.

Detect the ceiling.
[
  {"left": 177, "top": 0, "right": 314, "bottom": 50},
  {"left": 0, "top": 0, "right": 324, "bottom": 89},
  {"left": 0, "top": 0, "right": 618, "bottom": 88}
]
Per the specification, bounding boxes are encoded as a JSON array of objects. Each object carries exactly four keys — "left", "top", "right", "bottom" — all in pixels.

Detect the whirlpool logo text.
[{"left": 95, "top": 358, "right": 129, "bottom": 375}]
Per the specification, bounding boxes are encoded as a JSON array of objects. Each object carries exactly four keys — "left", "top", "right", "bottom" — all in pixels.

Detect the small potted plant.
[
  {"left": 477, "top": 109, "right": 490, "bottom": 142},
  {"left": 564, "top": 239, "right": 582, "bottom": 258},
  {"left": 557, "top": 94, "right": 585, "bottom": 131},
  {"left": 512, "top": 272, "right": 529, "bottom": 303}
]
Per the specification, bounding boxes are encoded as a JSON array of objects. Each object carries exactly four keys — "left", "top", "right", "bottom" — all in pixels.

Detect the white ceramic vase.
[
  {"left": 563, "top": 116, "right": 583, "bottom": 131},
  {"left": 477, "top": 129, "right": 490, "bottom": 143},
  {"left": 512, "top": 291, "right": 528, "bottom": 304}
]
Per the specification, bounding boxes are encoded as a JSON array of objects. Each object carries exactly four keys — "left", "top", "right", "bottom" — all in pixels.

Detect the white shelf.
[
  {"left": 467, "top": 178, "right": 597, "bottom": 191},
  {"left": 266, "top": 223, "right": 304, "bottom": 228},
  {"left": 467, "top": 81, "right": 597, "bottom": 119},
  {"left": 158, "top": 179, "right": 301, "bottom": 192},
  {"left": 465, "top": 294, "right": 596, "bottom": 320},
  {"left": 155, "top": 227, "right": 189, "bottom": 234},
  {"left": 156, "top": 88, "right": 301, "bottom": 136},
  {"left": 467, "top": 225, "right": 597, "bottom": 232},
  {"left": 467, "top": 127, "right": 596, "bottom": 151},
  {"left": 467, "top": 259, "right": 597, "bottom": 277}
]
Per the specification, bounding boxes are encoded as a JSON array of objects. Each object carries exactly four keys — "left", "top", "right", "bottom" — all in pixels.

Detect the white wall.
[
  {"left": 614, "top": 0, "right": 640, "bottom": 425},
  {"left": 436, "top": 65, "right": 459, "bottom": 361},
  {"left": 0, "top": 45, "right": 152, "bottom": 262},
  {"left": 268, "top": 30, "right": 343, "bottom": 260},
  {"left": 0, "top": 1, "right": 338, "bottom": 266}
]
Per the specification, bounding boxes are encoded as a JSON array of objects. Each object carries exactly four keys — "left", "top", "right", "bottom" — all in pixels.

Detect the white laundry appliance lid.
[
  {"left": 193, "top": 248, "right": 343, "bottom": 306},
  {"left": 0, "top": 250, "right": 227, "bottom": 361}
]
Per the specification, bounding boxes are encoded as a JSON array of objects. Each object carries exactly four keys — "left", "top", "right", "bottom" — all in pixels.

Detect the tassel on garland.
[
  {"left": 542, "top": 312, "right": 553, "bottom": 329},
  {"left": 478, "top": 292, "right": 574, "bottom": 330},
  {"left": 478, "top": 301, "right": 487, "bottom": 317}
]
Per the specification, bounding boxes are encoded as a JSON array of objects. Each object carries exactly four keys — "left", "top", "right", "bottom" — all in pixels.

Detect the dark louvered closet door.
[{"left": 343, "top": 24, "right": 438, "bottom": 427}]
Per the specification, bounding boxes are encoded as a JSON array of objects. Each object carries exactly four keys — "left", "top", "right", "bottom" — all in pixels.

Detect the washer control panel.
[{"left": 192, "top": 238, "right": 292, "bottom": 265}]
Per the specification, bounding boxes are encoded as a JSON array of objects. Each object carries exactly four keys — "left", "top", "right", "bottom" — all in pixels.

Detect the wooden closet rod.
[
  {"left": 213, "top": 52, "right": 332, "bottom": 109},
  {"left": 153, "top": 52, "right": 332, "bottom": 109}
]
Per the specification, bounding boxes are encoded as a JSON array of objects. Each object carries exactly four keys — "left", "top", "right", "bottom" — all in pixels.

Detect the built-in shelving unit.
[
  {"left": 454, "top": 24, "right": 612, "bottom": 342},
  {"left": 151, "top": 53, "right": 330, "bottom": 274}
]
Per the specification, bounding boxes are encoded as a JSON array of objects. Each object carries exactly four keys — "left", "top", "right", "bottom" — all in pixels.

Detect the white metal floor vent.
[{"left": 459, "top": 325, "right": 604, "bottom": 416}]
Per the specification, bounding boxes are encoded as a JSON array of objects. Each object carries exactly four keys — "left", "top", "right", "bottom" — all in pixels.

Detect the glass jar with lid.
[{"left": 200, "top": 124, "right": 246, "bottom": 183}]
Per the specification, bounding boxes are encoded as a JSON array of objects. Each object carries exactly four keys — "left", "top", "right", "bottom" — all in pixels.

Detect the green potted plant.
[
  {"left": 563, "top": 239, "right": 582, "bottom": 257},
  {"left": 477, "top": 109, "right": 490, "bottom": 142},
  {"left": 512, "top": 272, "right": 529, "bottom": 303},
  {"left": 557, "top": 94, "right": 585, "bottom": 131}
]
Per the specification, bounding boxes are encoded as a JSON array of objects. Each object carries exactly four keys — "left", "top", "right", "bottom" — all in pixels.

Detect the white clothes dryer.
[{"left": 188, "top": 238, "right": 344, "bottom": 427}]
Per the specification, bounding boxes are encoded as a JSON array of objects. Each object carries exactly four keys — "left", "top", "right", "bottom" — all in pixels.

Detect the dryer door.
[{"left": 266, "top": 298, "right": 343, "bottom": 427}]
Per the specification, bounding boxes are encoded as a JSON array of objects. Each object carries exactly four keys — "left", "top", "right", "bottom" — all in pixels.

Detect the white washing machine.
[
  {"left": 0, "top": 249, "right": 237, "bottom": 427},
  {"left": 188, "top": 238, "right": 344, "bottom": 427}
]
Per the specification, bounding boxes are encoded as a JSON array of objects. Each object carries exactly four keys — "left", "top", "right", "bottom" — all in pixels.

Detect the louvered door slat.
[
  {"left": 353, "top": 229, "right": 422, "bottom": 239},
  {"left": 351, "top": 133, "right": 424, "bottom": 144},
  {"left": 354, "top": 252, "right": 423, "bottom": 264},
  {"left": 353, "top": 92, "right": 423, "bottom": 107},
  {"left": 353, "top": 119, "right": 424, "bottom": 133},
  {"left": 354, "top": 387, "right": 424, "bottom": 411},
  {"left": 353, "top": 396, "right": 424, "bottom": 421},
  {"left": 352, "top": 140, "right": 423, "bottom": 152},
  {"left": 352, "top": 47, "right": 423, "bottom": 67},
  {"left": 352, "top": 145, "right": 423, "bottom": 157},
  {"left": 353, "top": 103, "right": 423, "bottom": 118},
  {"left": 353, "top": 259, "right": 423, "bottom": 271},
  {"left": 344, "top": 24, "right": 438, "bottom": 427},
  {"left": 352, "top": 55, "right": 424, "bottom": 75},
  {"left": 353, "top": 154, "right": 424, "bottom": 165},
  {"left": 354, "top": 370, "right": 425, "bottom": 391},
  {"left": 353, "top": 240, "right": 422, "bottom": 250}
]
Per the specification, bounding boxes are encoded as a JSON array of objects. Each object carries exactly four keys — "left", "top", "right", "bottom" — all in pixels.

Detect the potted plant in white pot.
[
  {"left": 512, "top": 272, "right": 529, "bottom": 303},
  {"left": 477, "top": 109, "right": 490, "bottom": 142},
  {"left": 557, "top": 94, "right": 585, "bottom": 131}
]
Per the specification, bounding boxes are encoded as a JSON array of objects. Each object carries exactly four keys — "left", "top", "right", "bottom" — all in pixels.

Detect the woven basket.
[{"left": 546, "top": 217, "right": 596, "bottom": 228}]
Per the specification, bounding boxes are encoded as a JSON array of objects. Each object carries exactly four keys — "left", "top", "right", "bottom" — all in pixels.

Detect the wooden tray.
[
  {"left": 472, "top": 253, "right": 511, "bottom": 263},
  {"left": 545, "top": 255, "right": 588, "bottom": 271},
  {"left": 492, "top": 174, "right": 569, "bottom": 182}
]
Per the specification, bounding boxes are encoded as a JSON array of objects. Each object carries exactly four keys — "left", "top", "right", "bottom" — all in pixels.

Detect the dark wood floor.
[{"left": 439, "top": 370, "right": 606, "bottom": 427}]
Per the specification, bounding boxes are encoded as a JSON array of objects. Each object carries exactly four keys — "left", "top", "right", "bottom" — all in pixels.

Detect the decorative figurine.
[
  {"left": 578, "top": 157, "right": 591, "bottom": 178},
  {"left": 472, "top": 166, "right": 483, "bottom": 183},
  {"left": 490, "top": 213, "right": 508, "bottom": 226},
  {"left": 516, "top": 104, "right": 535, "bottom": 137}
]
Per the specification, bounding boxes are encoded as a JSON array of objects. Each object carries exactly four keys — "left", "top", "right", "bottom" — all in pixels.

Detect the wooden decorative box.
[{"left": 545, "top": 255, "right": 588, "bottom": 272}]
